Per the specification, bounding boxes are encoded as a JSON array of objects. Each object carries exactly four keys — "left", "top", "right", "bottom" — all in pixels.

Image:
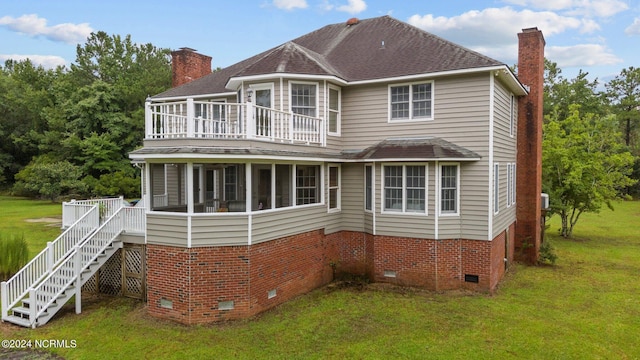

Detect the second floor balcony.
[{"left": 145, "top": 99, "right": 326, "bottom": 146}]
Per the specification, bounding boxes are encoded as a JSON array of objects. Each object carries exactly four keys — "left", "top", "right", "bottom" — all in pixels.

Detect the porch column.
[
  {"left": 186, "top": 98, "right": 195, "bottom": 138},
  {"left": 187, "top": 162, "right": 194, "bottom": 214},
  {"left": 145, "top": 99, "right": 152, "bottom": 139},
  {"left": 246, "top": 89, "right": 255, "bottom": 139}
]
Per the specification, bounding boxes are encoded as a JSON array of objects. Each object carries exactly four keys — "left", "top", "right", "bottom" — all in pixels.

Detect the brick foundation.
[{"left": 147, "top": 224, "right": 515, "bottom": 324}]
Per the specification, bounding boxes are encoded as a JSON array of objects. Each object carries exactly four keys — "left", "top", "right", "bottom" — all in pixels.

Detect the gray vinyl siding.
[
  {"left": 251, "top": 204, "right": 327, "bottom": 244},
  {"left": 343, "top": 74, "right": 492, "bottom": 240},
  {"left": 340, "top": 163, "right": 365, "bottom": 232},
  {"left": 191, "top": 214, "right": 249, "bottom": 246},
  {"left": 492, "top": 79, "right": 518, "bottom": 238},
  {"left": 146, "top": 213, "right": 188, "bottom": 246}
]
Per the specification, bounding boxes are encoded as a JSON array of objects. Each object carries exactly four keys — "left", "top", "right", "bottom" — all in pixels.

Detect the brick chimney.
[
  {"left": 515, "top": 28, "right": 545, "bottom": 264},
  {"left": 171, "top": 47, "right": 212, "bottom": 87}
]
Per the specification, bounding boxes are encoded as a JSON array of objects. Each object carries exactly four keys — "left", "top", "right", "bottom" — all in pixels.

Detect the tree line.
[
  {"left": 0, "top": 31, "right": 172, "bottom": 200},
  {"left": 1, "top": 32, "right": 638, "bottom": 237}
]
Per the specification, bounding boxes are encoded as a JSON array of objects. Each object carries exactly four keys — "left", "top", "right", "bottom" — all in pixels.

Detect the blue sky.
[{"left": 1, "top": 0, "right": 639, "bottom": 84}]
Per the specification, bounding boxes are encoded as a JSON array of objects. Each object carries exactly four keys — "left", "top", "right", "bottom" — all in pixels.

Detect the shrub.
[
  {"left": 0, "top": 233, "right": 29, "bottom": 281},
  {"left": 538, "top": 239, "right": 558, "bottom": 265}
]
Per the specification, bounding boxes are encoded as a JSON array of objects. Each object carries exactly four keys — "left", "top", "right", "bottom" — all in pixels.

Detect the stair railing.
[
  {"left": 29, "top": 207, "right": 126, "bottom": 327},
  {"left": 1, "top": 205, "right": 99, "bottom": 320}
]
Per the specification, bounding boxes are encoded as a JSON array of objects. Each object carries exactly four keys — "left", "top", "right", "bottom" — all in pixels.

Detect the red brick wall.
[
  {"left": 171, "top": 48, "right": 212, "bottom": 87},
  {"left": 147, "top": 225, "right": 515, "bottom": 324},
  {"left": 515, "top": 28, "right": 545, "bottom": 264},
  {"left": 147, "top": 230, "right": 335, "bottom": 325},
  {"left": 249, "top": 230, "right": 334, "bottom": 315}
]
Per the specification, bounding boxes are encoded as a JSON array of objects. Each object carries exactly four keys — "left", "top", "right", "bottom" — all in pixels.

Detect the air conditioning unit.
[{"left": 541, "top": 193, "right": 549, "bottom": 210}]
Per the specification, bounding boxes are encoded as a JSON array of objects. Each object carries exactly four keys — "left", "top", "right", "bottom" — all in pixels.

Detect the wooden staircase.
[{"left": 1, "top": 199, "right": 142, "bottom": 328}]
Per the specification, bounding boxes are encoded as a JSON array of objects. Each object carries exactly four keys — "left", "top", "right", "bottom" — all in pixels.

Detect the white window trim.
[
  {"left": 494, "top": 163, "right": 500, "bottom": 215},
  {"left": 250, "top": 83, "right": 275, "bottom": 109},
  {"left": 381, "top": 163, "right": 428, "bottom": 215},
  {"left": 328, "top": 164, "right": 341, "bottom": 212},
  {"left": 327, "top": 84, "right": 341, "bottom": 136},
  {"left": 364, "top": 164, "right": 374, "bottom": 212},
  {"left": 511, "top": 163, "right": 516, "bottom": 206},
  {"left": 289, "top": 80, "right": 319, "bottom": 117},
  {"left": 388, "top": 80, "right": 435, "bottom": 122},
  {"left": 438, "top": 163, "right": 460, "bottom": 217},
  {"left": 506, "top": 163, "right": 512, "bottom": 208}
]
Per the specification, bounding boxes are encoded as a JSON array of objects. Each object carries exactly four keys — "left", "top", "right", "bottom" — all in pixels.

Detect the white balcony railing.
[{"left": 145, "top": 99, "right": 325, "bottom": 146}]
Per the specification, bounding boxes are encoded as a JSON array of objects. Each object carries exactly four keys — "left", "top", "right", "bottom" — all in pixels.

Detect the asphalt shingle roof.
[{"left": 153, "top": 15, "right": 505, "bottom": 99}]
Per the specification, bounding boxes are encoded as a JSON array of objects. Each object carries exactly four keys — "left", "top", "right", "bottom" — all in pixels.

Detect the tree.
[
  {"left": 543, "top": 105, "right": 636, "bottom": 237},
  {"left": 605, "top": 67, "right": 640, "bottom": 150},
  {"left": 13, "top": 160, "right": 87, "bottom": 201},
  {"left": 544, "top": 59, "right": 608, "bottom": 121}
]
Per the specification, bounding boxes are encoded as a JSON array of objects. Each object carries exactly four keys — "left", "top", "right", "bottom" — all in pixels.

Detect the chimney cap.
[
  {"left": 521, "top": 27, "right": 540, "bottom": 33},
  {"left": 177, "top": 47, "right": 198, "bottom": 52}
]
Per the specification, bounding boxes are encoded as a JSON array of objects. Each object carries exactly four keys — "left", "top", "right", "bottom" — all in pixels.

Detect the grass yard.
[{"left": 1, "top": 196, "right": 639, "bottom": 359}]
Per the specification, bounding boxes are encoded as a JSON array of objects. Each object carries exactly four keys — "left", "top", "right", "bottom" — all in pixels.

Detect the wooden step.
[{"left": 3, "top": 314, "right": 33, "bottom": 327}]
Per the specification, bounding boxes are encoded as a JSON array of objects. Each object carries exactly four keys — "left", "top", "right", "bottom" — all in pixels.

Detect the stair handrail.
[
  {"left": 1, "top": 205, "right": 99, "bottom": 320},
  {"left": 29, "top": 207, "right": 125, "bottom": 325}
]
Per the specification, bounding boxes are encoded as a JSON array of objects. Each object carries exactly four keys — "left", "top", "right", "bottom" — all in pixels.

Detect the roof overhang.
[
  {"left": 225, "top": 73, "right": 348, "bottom": 90},
  {"left": 347, "top": 65, "right": 528, "bottom": 96},
  {"left": 129, "top": 137, "right": 481, "bottom": 163}
]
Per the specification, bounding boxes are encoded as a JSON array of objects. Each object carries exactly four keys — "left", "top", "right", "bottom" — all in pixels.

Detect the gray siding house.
[{"left": 128, "top": 16, "right": 545, "bottom": 324}]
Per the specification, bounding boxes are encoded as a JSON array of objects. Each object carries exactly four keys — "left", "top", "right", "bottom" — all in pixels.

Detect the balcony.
[{"left": 145, "top": 99, "right": 325, "bottom": 146}]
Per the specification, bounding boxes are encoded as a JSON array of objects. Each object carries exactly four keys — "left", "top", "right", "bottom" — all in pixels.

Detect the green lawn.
[{"left": 1, "top": 197, "right": 639, "bottom": 359}]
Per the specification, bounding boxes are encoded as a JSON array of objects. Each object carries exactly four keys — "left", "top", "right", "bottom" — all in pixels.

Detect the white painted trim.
[
  {"left": 388, "top": 80, "right": 435, "bottom": 122},
  {"left": 438, "top": 162, "right": 460, "bottom": 217},
  {"left": 488, "top": 73, "right": 495, "bottom": 239},
  {"left": 327, "top": 84, "right": 341, "bottom": 136},
  {"left": 227, "top": 73, "right": 348, "bottom": 89},
  {"left": 246, "top": 163, "right": 252, "bottom": 245},
  {"left": 288, "top": 80, "right": 320, "bottom": 117},
  {"left": 327, "top": 164, "right": 341, "bottom": 212},
  {"left": 380, "top": 163, "right": 428, "bottom": 215},
  {"left": 130, "top": 153, "right": 480, "bottom": 163},
  {"left": 434, "top": 161, "right": 439, "bottom": 239}
]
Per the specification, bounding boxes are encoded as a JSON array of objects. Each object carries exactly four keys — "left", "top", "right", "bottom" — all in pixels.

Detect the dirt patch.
[
  {"left": 24, "top": 217, "right": 62, "bottom": 223},
  {"left": 24, "top": 217, "right": 62, "bottom": 227}
]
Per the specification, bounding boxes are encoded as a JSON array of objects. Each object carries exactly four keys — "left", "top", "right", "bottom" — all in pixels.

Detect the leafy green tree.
[
  {"left": 544, "top": 59, "right": 608, "bottom": 120},
  {"left": 605, "top": 67, "right": 640, "bottom": 150},
  {"left": 13, "top": 160, "right": 88, "bottom": 201},
  {"left": 0, "top": 60, "right": 62, "bottom": 186},
  {"left": 543, "top": 105, "right": 636, "bottom": 237},
  {"left": 11, "top": 31, "right": 171, "bottom": 197}
]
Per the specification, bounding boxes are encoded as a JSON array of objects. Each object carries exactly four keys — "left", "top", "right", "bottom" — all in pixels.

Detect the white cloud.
[
  {"left": 273, "top": 0, "right": 308, "bottom": 10},
  {"left": 0, "top": 54, "right": 67, "bottom": 69},
  {"left": 408, "top": 7, "right": 599, "bottom": 49},
  {"left": 0, "top": 14, "right": 92, "bottom": 44},
  {"left": 546, "top": 44, "right": 622, "bottom": 67},
  {"left": 625, "top": 18, "right": 640, "bottom": 35},
  {"left": 336, "top": 0, "right": 367, "bottom": 14},
  {"left": 501, "top": 0, "right": 628, "bottom": 17}
]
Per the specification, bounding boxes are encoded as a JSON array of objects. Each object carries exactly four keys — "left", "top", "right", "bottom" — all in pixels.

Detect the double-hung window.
[
  {"left": 291, "top": 83, "right": 317, "bottom": 117},
  {"left": 328, "top": 86, "right": 340, "bottom": 135},
  {"left": 389, "top": 81, "right": 433, "bottom": 121},
  {"left": 383, "top": 165, "right": 426, "bottom": 214},
  {"left": 296, "top": 165, "right": 320, "bottom": 205},
  {"left": 328, "top": 165, "right": 340, "bottom": 211},
  {"left": 440, "top": 164, "right": 459, "bottom": 215},
  {"left": 365, "top": 165, "right": 373, "bottom": 211}
]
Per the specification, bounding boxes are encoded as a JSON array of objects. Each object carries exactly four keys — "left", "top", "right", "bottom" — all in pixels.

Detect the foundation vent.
[{"left": 464, "top": 274, "right": 479, "bottom": 283}]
